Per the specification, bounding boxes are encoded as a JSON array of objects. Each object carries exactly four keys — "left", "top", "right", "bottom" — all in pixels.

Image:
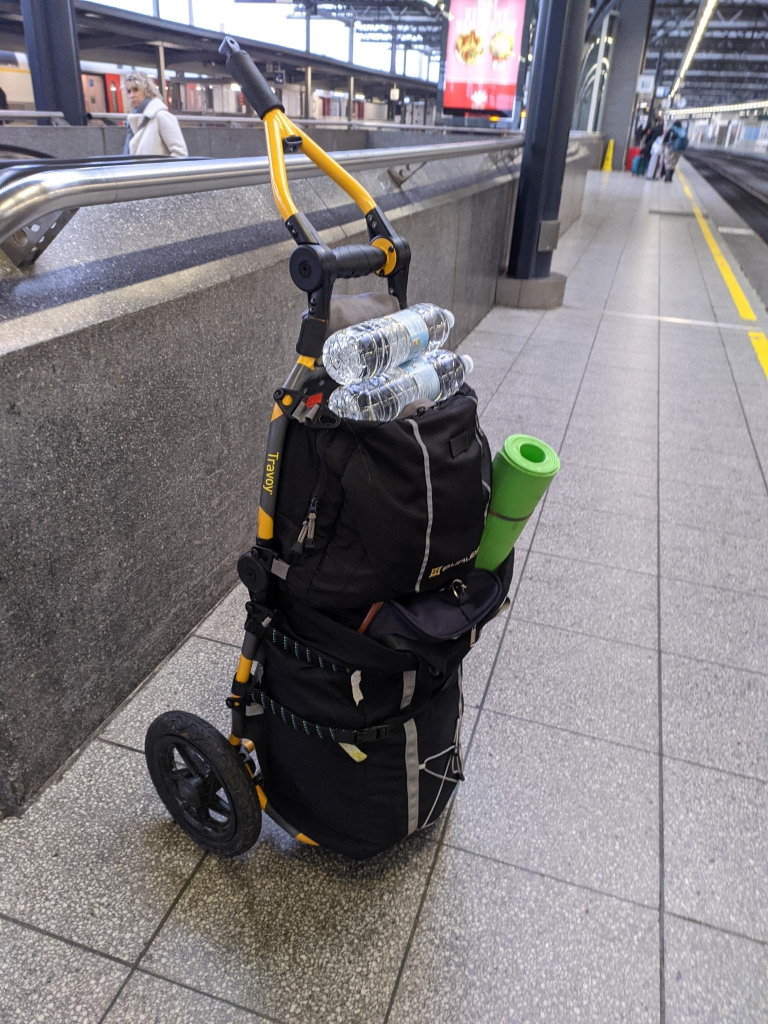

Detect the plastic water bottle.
[
  {"left": 323, "top": 303, "right": 455, "bottom": 384},
  {"left": 328, "top": 350, "right": 474, "bottom": 422}
]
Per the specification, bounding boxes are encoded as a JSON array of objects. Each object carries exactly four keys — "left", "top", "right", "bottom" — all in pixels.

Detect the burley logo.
[
  {"left": 428, "top": 547, "right": 479, "bottom": 579},
  {"left": 263, "top": 452, "right": 279, "bottom": 494}
]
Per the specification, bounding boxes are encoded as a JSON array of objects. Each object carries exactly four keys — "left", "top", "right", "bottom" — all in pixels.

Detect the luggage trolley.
[{"left": 145, "top": 39, "right": 511, "bottom": 860}]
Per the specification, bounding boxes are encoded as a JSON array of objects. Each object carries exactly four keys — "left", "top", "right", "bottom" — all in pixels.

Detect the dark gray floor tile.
[
  {"left": 664, "top": 759, "right": 768, "bottom": 941},
  {"left": 446, "top": 712, "right": 659, "bottom": 902},
  {"left": 143, "top": 823, "right": 436, "bottom": 1024},
  {"left": 662, "top": 654, "right": 768, "bottom": 780},
  {"left": 463, "top": 605, "right": 510, "bottom": 708},
  {"left": 568, "top": 400, "right": 658, "bottom": 444},
  {"left": 580, "top": 361, "right": 658, "bottom": 394},
  {"left": 459, "top": 328, "right": 531, "bottom": 355},
  {"left": 534, "top": 500, "right": 658, "bottom": 575},
  {"left": 488, "top": 619, "right": 658, "bottom": 748},
  {"left": 196, "top": 584, "right": 248, "bottom": 647},
  {"left": 659, "top": 441, "right": 767, "bottom": 496},
  {"left": 494, "top": 368, "right": 581, "bottom": 404},
  {"left": 511, "top": 350, "right": 589, "bottom": 383},
  {"left": 658, "top": 388, "right": 744, "bottom": 426},
  {"left": 514, "top": 552, "right": 658, "bottom": 649},
  {"left": 660, "top": 476, "right": 768, "bottom": 541},
  {"left": 459, "top": 339, "right": 524, "bottom": 370},
  {"left": 477, "top": 308, "right": 543, "bottom": 337},
  {"left": 590, "top": 342, "right": 658, "bottom": 373},
  {"left": 481, "top": 414, "right": 565, "bottom": 457},
  {"left": 560, "top": 425, "right": 658, "bottom": 479},
  {"left": 388, "top": 847, "right": 659, "bottom": 1024},
  {"left": 538, "top": 306, "right": 603, "bottom": 334},
  {"left": 107, "top": 972, "right": 268, "bottom": 1023},
  {"left": 102, "top": 636, "right": 236, "bottom": 749},
  {"left": 659, "top": 418, "right": 755, "bottom": 458},
  {"left": 665, "top": 915, "right": 768, "bottom": 1024},
  {"left": 547, "top": 460, "right": 658, "bottom": 520},
  {"left": 0, "top": 744, "right": 201, "bottom": 961},
  {"left": 661, "top": 578, "right": 768, "bottom": 675},
  {"left": 0, "top": 918, "right": 128, "bottom": 1024},
  {"left": 482, "top": 389, "right": 573, "bottom": 430},
  {"left": 661, "top": 520, "right": 768, "bottom": 597}
]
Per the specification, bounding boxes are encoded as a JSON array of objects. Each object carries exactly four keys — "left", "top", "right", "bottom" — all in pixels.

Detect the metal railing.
[
  {"left": 0, "top": 137, "right": 523, "bottom": 248},
  {"left": 0, "top": 110, "right": 67, "bottom": 124},
  {"left": 87, "top": 111, "right": 517, "bottom": 136}
]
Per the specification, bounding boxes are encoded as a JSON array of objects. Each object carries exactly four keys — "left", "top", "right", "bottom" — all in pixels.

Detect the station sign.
[
  {"left": 443, "top": 0, "right": 526, "bottom": 116},
  {"left": 636, "top": 73, "right": 655, "bottom": 96}
]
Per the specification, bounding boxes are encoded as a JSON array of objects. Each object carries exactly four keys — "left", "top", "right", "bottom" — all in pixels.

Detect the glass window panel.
[
  {"left": 159, "top": 0, "right": 190, "bottom": 24},
  {"left": 189, "top": 0, "right": 305, "bottom": 50},
  {"left": 94, "top": 0, "right": 154, "bottom": 13},
  {"left": 352, "top": 25, "right": 392, "bottom": 72},
  {"left": 310, "top": 17, "right": 350, "bottom": 61}
]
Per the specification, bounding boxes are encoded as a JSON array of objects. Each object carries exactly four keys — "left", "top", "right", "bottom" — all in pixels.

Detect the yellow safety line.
[
  {"left": 748, "top": 331, "right": 768, "bottom": 378},
  {"left": 677, "top": 169, "right": 757, "bottom": 322}
]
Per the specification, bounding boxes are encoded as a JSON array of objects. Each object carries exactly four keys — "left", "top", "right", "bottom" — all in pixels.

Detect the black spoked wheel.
[{"left": 145, "top": 710, "right": 262, "bottom": 857}]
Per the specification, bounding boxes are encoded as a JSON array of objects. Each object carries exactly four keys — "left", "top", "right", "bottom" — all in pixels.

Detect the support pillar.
[
  {"left": 599, "top": 0, "right": 654, "bottom": 169},
  {"left": 20, "top": 0, "right": 86, "bottom": 126},
  {"left": 348, "top": 75, "right": 354, "bottom": 121},
  {"left": 498, "top": 0, "right": 590, "bottom": 309},
  {"left": 304, "top": 65, "right": 312, "bottom": 119},
  {"left": 587, "top": 13, "right": 609, "bottom": 132},
  {"left": 155, "top": 42, "right": 168, "bottom": 106}
]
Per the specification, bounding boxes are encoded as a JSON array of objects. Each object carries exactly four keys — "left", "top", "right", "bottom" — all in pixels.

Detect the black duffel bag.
[
  {"left": 272, "top": 385, "right": 491, "bottom": 609},
  {"left": 250, "top": 553, "right": 513, "bottom": 860}
]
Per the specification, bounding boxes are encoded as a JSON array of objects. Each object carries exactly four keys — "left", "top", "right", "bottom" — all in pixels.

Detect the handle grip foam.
[{"left": 219, "top": 37, "right": 284, "bottom": 119}]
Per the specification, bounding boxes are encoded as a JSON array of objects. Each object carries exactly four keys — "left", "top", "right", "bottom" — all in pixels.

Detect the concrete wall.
[
  {"left": 0, "top": 123, "right": 492, "bottom": 160},
  {"left": 0, "top": 133, "right": 602, "bottom": 811}
]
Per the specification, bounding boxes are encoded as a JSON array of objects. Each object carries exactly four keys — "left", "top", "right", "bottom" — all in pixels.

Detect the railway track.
[{"left": 686, "top": 148, "right": 768, "bottom": 244}]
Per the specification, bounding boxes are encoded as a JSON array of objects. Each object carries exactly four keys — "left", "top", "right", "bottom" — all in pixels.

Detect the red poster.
[{"left": 443, "top": 0, "right": 526, "bottom": 115}]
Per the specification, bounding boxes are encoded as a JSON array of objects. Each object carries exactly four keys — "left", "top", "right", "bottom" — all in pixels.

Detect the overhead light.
[
  {"left": 680, "top": 97, "right": 768, "bottom": 117},
  {"left": 670, "top": 0, "right": 719, "bottom": 100},
  {"left": 230, "top": 82, "right": 241, "bottom": 91}
]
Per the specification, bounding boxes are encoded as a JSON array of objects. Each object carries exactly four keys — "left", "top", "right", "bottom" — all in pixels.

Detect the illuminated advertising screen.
[{"left": 443, "top": 0, "right": 526, "bottom": 116}]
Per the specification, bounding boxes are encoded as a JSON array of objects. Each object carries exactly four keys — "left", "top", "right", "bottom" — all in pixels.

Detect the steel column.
[
  {"left": 304, "top": 65, "right": 313, "bottom": 118},
  {"left": 20, "top": 0, "right": 86, "bottom": 126},
  {"left": 156, "top": 42, "right": 168, "bottom": 106},
  {"left": 348, "top": 75, "right": 355, "bottom": 121},
  {"left": 587, "top": 13, "right": 609, "bottom": 132},
  {"left": 506, "top": 0, "right": 590, "bottom": 280}
]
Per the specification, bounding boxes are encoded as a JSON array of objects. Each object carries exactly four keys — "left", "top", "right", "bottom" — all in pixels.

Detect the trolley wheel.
[{"left": 145, "top": 710, "right": 262, "bottom": 857}]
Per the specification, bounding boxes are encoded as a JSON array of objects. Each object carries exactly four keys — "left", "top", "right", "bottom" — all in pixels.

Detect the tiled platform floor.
[{"left": 3, "top": 166, "right": 768, "bottom": 1023}]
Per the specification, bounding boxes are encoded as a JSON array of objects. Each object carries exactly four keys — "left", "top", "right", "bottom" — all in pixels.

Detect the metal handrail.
[
  {"left": 88, "top": 110, "right": 517, "bottom": 136},
  {"left": 0, "top": 137, "right": 523, "bottom": 248},
  {"left": 0, "top": 109, "right": 66, "bottom": 121}
]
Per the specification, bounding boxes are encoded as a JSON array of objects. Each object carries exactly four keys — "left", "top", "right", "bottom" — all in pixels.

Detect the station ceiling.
[
  {"left": 0, "top": 0, "right": 438, "bottom": 97},
  {"left": 645, "top": 0, "right": 768, "bottom": 107}
]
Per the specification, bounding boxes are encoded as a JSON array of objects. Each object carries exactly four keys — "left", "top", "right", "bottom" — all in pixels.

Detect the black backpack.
[{"left": 272, "top": 386, "right": 492, "bottom": 609}]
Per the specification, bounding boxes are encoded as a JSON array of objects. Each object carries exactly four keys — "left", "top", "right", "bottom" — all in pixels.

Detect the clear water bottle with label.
[
  {"left": 328, "top": 350, "right": 474, "bottom": 422},
  {"left": 323, "top": 303, "right": 455, "bottom": 384}
]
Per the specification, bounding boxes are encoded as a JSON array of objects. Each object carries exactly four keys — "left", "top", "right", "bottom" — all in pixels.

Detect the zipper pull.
[
  {"left": 292, "top": 518, "right": 309, "bottom": 555},
  {"left": 306, "top": 497, "right": 318, "bottom": 549}
]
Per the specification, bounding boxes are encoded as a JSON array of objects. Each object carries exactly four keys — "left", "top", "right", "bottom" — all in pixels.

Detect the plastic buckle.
[{"left": 356, "top": 724, "right": 389, "bottom": 743}]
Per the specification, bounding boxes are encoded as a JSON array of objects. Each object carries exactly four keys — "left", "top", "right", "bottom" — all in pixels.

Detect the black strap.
[
  {"left": 254, "top": 684, "right": 390, "bottom": 744},
  {"left": 266, "top": 626, "right": 350, "bottom": 674}
]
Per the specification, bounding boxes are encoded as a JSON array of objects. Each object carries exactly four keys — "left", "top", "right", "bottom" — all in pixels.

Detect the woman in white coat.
[{"left": 123, "top": 71, "right": 188, "bottom": 158}]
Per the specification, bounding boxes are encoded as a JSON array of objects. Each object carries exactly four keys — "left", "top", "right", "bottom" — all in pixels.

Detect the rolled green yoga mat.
[{"left": 475, "top": 434, "right": 560, "bottom": 571}]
